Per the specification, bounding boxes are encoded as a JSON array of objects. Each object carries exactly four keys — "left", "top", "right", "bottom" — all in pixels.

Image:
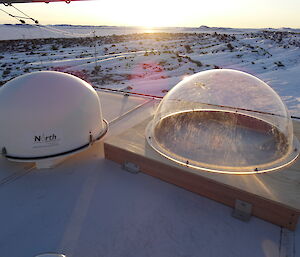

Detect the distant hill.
[{"left": 198, "top": 25, "right": 300, "bottom": 33}]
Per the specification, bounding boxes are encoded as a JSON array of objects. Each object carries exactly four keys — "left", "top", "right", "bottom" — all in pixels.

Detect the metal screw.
[{"left": 89, "top": 132, "right": 93, "bottom": 145}]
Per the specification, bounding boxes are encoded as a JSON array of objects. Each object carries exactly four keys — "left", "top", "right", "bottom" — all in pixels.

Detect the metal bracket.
[
  {"left": 1, "top": 147, "right": 7, "bottom": 157},
  {"left": 122, "top": 162, "right": 140, "bottom": 174},
  {"left": 279, "top": 228, "right": 295, "bottom": 257},
  {"left": 232, "top": 199, "right": 252, "bottom": 222}
]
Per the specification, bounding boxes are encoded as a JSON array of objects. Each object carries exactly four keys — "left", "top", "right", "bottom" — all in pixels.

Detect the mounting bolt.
[{"left": 89, "top": 132, "right": 93, "bottom": 145}]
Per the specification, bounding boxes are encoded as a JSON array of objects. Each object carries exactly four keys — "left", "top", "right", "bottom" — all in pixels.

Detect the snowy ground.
[{"left": 0, "top": 25, "right": 300, "bottom": 116}]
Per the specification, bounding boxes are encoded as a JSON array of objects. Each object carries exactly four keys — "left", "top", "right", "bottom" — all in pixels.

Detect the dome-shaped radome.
[{"left": 0, "top": 71, "right": 107, "bottom": 161}]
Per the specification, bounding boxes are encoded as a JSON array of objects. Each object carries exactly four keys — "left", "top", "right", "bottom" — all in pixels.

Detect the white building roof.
[{"left": 0, "top": 90, "right": 298, "bottom": 257}]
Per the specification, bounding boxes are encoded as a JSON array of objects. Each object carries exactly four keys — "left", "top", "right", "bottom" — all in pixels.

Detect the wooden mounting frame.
[{"left": 104, "top": 119, "right": 300, "bottom": 230}]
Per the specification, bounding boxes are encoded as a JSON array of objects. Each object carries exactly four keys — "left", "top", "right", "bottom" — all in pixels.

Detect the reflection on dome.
[{"left": 146, "top": 69, "right": 299, "bottom": 174}]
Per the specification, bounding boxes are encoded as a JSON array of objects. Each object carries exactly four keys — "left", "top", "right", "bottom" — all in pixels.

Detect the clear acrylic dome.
[{"left": 146, "top": 69, "right": 299, "bottom": 174}]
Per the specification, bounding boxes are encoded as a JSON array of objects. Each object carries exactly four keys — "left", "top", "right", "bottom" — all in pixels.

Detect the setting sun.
[{"left": 142, "top": 26, "right": 155, "bottom": 33}]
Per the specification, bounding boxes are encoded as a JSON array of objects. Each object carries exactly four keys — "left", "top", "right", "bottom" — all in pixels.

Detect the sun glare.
[
  {"left": 142, "top": 26, "right": 155, "bottom": 33},
  {"left": 3, "top": 0, "right": 299, "bottom": 28}
]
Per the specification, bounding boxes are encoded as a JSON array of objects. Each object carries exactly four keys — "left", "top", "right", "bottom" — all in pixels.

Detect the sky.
[{"left": 0, "top": 0, "right": 299, "bottom": 28}]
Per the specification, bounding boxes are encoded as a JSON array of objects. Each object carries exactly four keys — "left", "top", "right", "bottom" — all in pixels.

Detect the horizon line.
[{"left": 1, "top": 23, "right": 300, "bottom": 30}]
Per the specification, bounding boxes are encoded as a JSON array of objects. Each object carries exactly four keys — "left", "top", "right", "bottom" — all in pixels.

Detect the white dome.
[
  {"left": 0, "top": 71, "right": 107, "bottom": 161},
  {"left": 146, "top": 69, "right": 299, "bottom": 174}
]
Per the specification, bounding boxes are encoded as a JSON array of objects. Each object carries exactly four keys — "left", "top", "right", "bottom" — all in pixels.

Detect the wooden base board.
[{"left": 104, "top": 119, "right": 300, "bottom": 230}]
